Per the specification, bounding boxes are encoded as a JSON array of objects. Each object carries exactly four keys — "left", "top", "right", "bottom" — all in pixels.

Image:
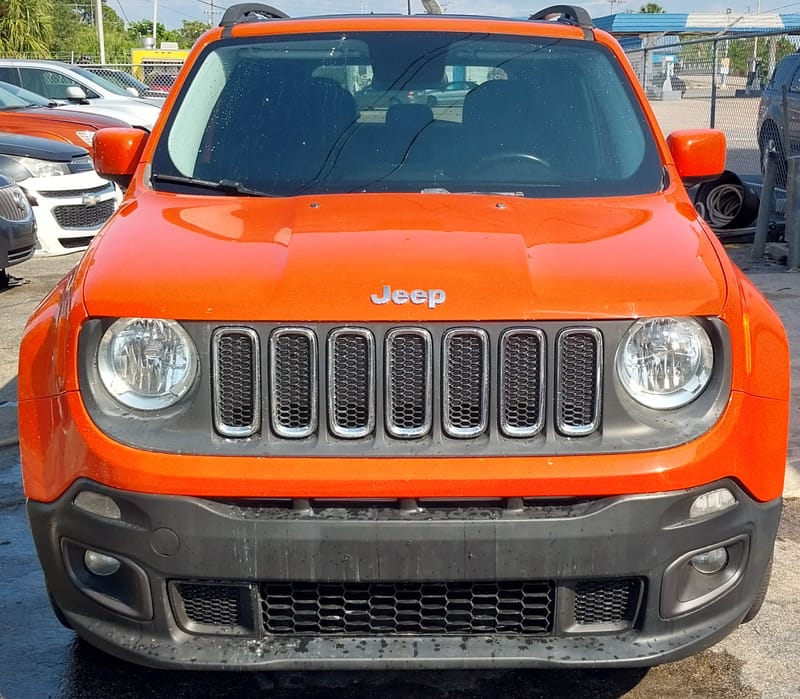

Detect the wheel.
[
  {"left": 426, "top": 95, "right": 438, "bottom": 108},
  {"left": 742, "top": 553, "right": 772, "bottom": 624},
  {"left": 760, "top": 123, "right": 787, "bottom": 188}
]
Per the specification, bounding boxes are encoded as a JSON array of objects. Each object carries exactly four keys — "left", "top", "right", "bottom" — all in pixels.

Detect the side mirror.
[
  {"left": 666, "top": 129, "right": 727, "bottom": 185},
  {"left": 64, "top": 85, "right": 88, "bottom": 101},
  {"left": 125, "top": 86, "right": 141, "bottom": 97},
  {"left": 94, "top": 127, "right": 148, "bottom": 190}
]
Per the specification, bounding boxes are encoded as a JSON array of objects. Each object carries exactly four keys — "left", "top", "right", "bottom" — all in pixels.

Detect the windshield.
[
  {"left": 0, "top": 81, "right": 49, "bottom": 108},
  {"left": 152, "top": 31, "right": 662, "bottom": 198}
]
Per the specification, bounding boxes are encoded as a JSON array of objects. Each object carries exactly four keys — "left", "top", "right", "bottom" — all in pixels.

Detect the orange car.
[
  {"left": 0, "top": 80, "right": 129, "bottom": 155},
  {"left": 18, "top": 3, "right": 790, "bottom": 670}
]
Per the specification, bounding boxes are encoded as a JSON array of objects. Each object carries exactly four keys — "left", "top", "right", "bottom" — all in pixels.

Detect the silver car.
[{"left": 0, "top": 59, "right": 162, "bottom": 130}]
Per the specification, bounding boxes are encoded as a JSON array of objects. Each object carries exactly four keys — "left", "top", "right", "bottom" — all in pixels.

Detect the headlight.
[
  {"left": 12, "top": 156, "right": 71, "bottom": 178},
  {"left": 616, "top": 317, "right": 713, "bottom": 409},
  {"left": 97, "top": 318, "right": 198, "bottom": 410}
]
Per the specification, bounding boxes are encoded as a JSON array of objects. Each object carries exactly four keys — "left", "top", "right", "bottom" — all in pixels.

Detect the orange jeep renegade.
[{"left": 18, "top": 4, "right": 790, "bottom": 670}]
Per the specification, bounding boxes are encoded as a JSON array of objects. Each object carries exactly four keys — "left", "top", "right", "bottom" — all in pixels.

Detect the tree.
[
  {"left": 177, "top": 20, "right": 211, "bottom": 49},
  {"left": 127, "top": 20, "right": 180, "bottom": 46},
  {"left": 0, "top": 0, "right": 53, "bottom": 56},
  {"left": 639, "top": 3, "right": 665, "bottom": 12}
]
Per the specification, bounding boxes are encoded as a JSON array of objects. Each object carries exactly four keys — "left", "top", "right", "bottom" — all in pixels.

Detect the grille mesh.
[
  {"left": 443, "top": 330, "right": 488, "bottom": 437},
  {"left": 271, "top": 329, "right": 316, "bottom": 437},
  {"left": 386, "top": 329, "right": 431, "bottom": 437},
  {"left": 213, "top": 329, "right": 259, "bottom": 437},
  {"left": 172, "top": 577, "right": 643, "bottom": 637},
  {"left": 261, "top": 580, "right": 553, "bottom": 635},
  {"left": 329, "top": 330, "right": 374, "bottom": 437},
  {"left": 500, "top": 329, "right": 544, "bottom": 437},
  {"left": 52, "top": 199, "right": 115, "bottom": 229},
  {"left": 574, "top": 579, "right": 639, "bottom": 625},
  {"left": 556, "top": 329, "right": 602, "bottom": 436},
  {"left": 176, "top": 582, "right": 244, "bottom": 626}
]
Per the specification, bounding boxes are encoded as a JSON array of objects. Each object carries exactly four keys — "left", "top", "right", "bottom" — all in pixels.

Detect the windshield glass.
[
  {"left": 152, "top": 31, "right": 662, "bottom": 198},
  {"left": 0, "top": 81, "right": 49, "bottom": 108}
]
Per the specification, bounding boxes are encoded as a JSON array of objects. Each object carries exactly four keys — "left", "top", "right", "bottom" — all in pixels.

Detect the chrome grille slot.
[
  {"left": 442, "top": 328, "right": 489, "bottom": 438},
  {"left": 328, "top": 328, "right": 375, "bottom": 438},
  {"left": 270, "top": 328, "right": 318, "bottom": 438},
  {"left": 500, "top": 328, "right": 545, "bottom": 437},
  {"left": 385, "top": 328, "right": 433, "bottom": 438},
  {"left": 555, "top": 328, "right": 602, "bottom": 436},
  {"left": 212, "top": 328, "right": 260, "bottom": 437}
]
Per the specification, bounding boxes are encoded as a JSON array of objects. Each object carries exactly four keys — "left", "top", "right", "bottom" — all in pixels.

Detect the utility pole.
[
  {"left": 95, "top": 0, "right": 106, "bottom": 64},
  {"left": 153, "top": 0, "right": 158, "bottom": 45}
]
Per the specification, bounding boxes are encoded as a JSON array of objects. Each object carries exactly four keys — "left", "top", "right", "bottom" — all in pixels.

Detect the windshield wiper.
[
  {"left": 421, "top": 187, "right": 526, "bottom": 197},
  {"left": 151, "top": 173, "right": 275, "bottom": 197}
]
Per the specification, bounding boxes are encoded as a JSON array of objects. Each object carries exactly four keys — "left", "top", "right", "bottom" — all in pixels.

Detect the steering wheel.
[{"left": 475, "top": 151, "right": 550, "bottom": 170}]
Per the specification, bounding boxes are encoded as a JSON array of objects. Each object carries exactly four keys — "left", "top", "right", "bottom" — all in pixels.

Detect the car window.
[
  {"left": 70, "top": 65, "right": 133, "bottom": 97},
  {"left": 772, "top": 58, "right": 798, "bottom": 89},
  {"left": 790, "top": 66, "right": 800, "bottom": 93},
  {"left": 19, "top": 68, "right": 100, "bottom": 100},
  {"left": 153, "top": 31, "right": 661, "bottom": 198},
  {"left": 89, "top": 68, "right": 149, "bottom": 94}
]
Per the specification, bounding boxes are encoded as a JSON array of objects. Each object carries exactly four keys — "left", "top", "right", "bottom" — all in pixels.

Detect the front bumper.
[{"left": 29, "top": 478, "right": 780, "bottom": 670}]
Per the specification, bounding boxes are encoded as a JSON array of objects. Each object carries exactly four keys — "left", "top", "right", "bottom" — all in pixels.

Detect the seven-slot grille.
[{"left": 212, "top": 325, "right": 603, "bottom": 440}]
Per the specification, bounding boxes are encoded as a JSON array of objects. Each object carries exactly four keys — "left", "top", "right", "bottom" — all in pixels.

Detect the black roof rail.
[
  {"left": 219, "top": 4, "right": 289, "bottom": 28},
  {"left": 528, "top": 5, "right": 594, "bottom": 39}
]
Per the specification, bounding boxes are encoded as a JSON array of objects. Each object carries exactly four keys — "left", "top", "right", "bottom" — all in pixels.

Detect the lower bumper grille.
[
  {"left": 261, "top": 580, "right": 553, "bottom": 635},
  {"left": 171, "top": 577, "right": 643, "bottom": 638}
]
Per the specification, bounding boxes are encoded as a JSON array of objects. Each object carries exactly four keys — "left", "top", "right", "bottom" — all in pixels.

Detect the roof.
[{"left": 594, "top": 12, "right": 800, "bottom": 34}]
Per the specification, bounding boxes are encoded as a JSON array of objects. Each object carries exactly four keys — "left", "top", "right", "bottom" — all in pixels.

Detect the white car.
[
  {"left": 0, "top": 60, "right": 162, "bottom": 130},
  {"left": 0, "top": 133, "right": 119, "bottom": 256}
]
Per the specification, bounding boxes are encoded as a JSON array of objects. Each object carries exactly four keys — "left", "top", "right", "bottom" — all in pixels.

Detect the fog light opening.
[
  {"left": 690, "top": 547, "right": 729, "bottom": 575},
  {"left": 84, "top": 550, "right": 121, "bottom": 577}
]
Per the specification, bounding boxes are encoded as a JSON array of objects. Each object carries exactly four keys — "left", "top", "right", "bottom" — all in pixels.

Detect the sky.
[{"left": 113, "top": 0, "right": 800, "bottom": 30}]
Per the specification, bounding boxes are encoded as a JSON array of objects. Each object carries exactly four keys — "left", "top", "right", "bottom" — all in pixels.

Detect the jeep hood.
[{"left": 82, "top": 192, "right": 728, "bottom": 321}]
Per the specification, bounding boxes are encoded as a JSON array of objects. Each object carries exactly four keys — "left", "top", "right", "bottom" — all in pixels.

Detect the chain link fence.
[
  {"left": 83, "top": 63, "right": 180, "bottom": 94},
  {"left": 625, "top": 30, "right": 800, "bottom": 178}
]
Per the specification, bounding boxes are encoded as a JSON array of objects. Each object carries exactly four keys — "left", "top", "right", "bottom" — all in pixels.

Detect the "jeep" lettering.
[{"left": 370, "top": 285, "right": 446, "bottom": 309}]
